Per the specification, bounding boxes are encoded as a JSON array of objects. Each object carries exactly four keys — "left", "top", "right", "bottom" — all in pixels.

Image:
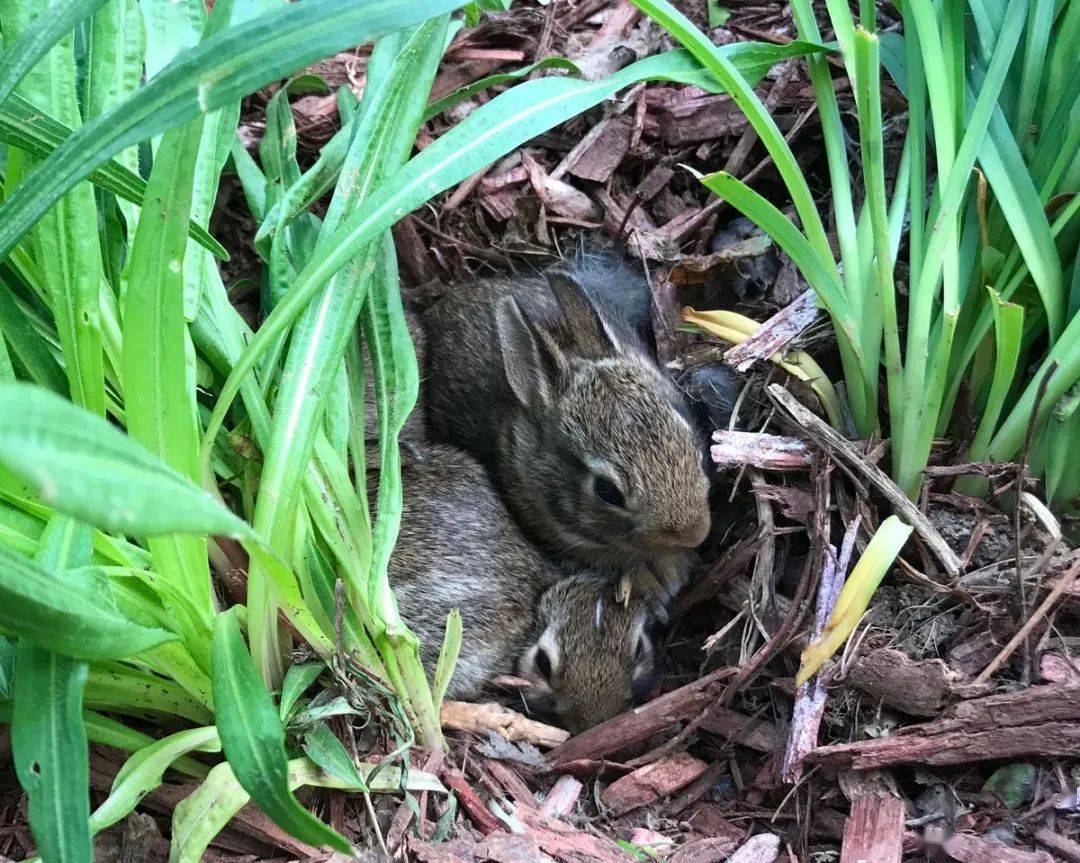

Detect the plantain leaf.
[
  {"left": 0, "top": 543, "right": 175, "bottom": 661},
  {"left": 211, "top": 608, "right": 351, "bottom": 853},
  {"left": 90, "top": 726, "right": 220, "bottom": 834},
  {"left": 301, "top": 722, "right": 368, "bottom": 790},
  {"left": 0, "top": 93, "right": 227, "bottom": 259},
  {"left": 0, "top": 382, "right": 248, "bottom": 538},
  {"left": 279, "top": 662, "right": 323, "bottom": 721},
  {"left": 0, "top": 0, "right": 112, "bottom": 108},
  {"left": 11, "top": 515, "right": 95, "bottom": 863}
]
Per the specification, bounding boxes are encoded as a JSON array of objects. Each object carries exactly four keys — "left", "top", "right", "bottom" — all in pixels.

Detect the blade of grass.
[
  {"left": 964, "top": 289, "right": 1024, "bottom": 464},
  {"left": 797, "top": 516, "right": 913, "bottom": 685}
]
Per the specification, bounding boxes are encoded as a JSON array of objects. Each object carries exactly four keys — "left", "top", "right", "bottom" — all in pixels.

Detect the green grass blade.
[
  {"left": 977, "top": 100, "right": 1064, "bottom": 340},
  {"left": 1044, "top": 384, "right": 1080, "bottom": 505},
  {"left": 0, "top": 93, "right": 228, "bottom": 258},
  {"left": 965, "top": 289, "right": 1024, "bottom": 463},
  {"left": 853, "top": 29, "right": 904, "bottom": 454},
  {"left": 301, "top": 723, "right": 368, "bottom": 789},
  {"left": 0, "top": 275, "right": 68, "bottom": 393},
  {"left": 0, "top": 0, "right": 111, "bottom": 108},
  {"left": 0, "top": 0, "right": 469, "bottom": 267},
  {"left": 211, "top": 609, "right": 352, "bottom": 853},
  {"left": 11, "top": 515, "right": 94, "bottom": 863},
  {"left": 1014, "top": 0, "right": 1054, "bottom": 154}
]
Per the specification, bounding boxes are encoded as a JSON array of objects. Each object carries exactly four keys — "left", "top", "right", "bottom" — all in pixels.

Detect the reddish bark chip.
[{"left": 600, "top": 752, "right": 709, "bottom": 816}]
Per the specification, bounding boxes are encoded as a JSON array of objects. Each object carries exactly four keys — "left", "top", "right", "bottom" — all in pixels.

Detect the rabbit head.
[
  {"left": 493, "top": 267, "right": 711, "bottom": 572},
  {"left": 517, "top": 574, "right": 663, "bottom": 733}
]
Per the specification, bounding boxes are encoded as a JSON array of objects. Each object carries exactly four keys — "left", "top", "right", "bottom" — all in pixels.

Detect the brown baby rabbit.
[
  {"left": 377, "top": 443, "right": 661, "bottom": 731},
  {"left": 418, "top": 262, "right": 711, "bottom": 604}
]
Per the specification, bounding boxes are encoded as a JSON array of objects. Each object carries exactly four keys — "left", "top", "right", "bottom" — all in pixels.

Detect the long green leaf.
[
  {"left": 0, "top": 542, "right": 172, "bottom": 661},
  {"left": 211, "top": 609, "right": 351, "bottom": 853},
  {"left": 965, "top": 289, "right": 1024, "bottom": 463},
  {"left": 0, "top": 0, "right": 469, "bottom": 266},
  {"left": 11, "top": 515, "right": 94, "bottom": 863},
  {"left": 0, "top": 93, "right": 227, "bottom": 259},
  {"left": 0, "top": 0, "right": 112, "bottom": 108},
  {"left": 90, "top": 726, "right": 220, "bottom": 834},
  {"left": 122, "top": 117, "right": 214, "bottom": 627}
]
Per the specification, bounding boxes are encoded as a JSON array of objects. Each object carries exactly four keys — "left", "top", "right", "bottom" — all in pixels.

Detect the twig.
[
  {"left": 766, "top": 383, "right": 962, "bottom": 577},
  {"left": 1014, "top": 361, "right": 1058, "bottom": 679},
  {"left": 974, "top": 554, "right": 1080, "bottom": 684}
]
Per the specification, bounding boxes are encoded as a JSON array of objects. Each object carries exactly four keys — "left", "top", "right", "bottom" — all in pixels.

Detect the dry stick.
[
  {"left": 974, "top": 555, "right": 1080, "bottom": 684},
  {"left": 1013, "top": 361, "right": 1058, "bottom": 682},
  {"left": 766, "top": 383, "right": 962, "bottom": 577}
]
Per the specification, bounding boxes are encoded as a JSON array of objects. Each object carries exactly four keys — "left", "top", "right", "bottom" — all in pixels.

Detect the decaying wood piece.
[
  {"left": 669, "top": 836, "right": 740, "bottom": 863},
  {"left": 711, "top": 430, "right": 813, "bottom": 471},
  {"left": 442, "top": 700, "right": 569, "bottom": 748},
  {"left": 548, "top": 667, "right": 733, "bottom": 765},
  {"left": 839, "top": 794, "right": 905, "bottom": 863},
  {"left": 846, "top": 648, "right": 959, "bottom": 717},
  {"left": 540, "top": 775, "right": 583, "bottom": 818},
  {"left": 767, "top": 383, "right": 963, "bottom": 576},
  {"left": 723, "top": 289, "right": 819, "bottom": 372},
  {"left": 943, "top": 833, "right": 1055, "bottom": 863},
  {"left": 809, "top": 684, "right": 1080, "bottom": 769},
  {"left": 698, "top": 706, "right": 780, "bottom": 753},
  {"left": 600, "top": 752, "right": 708, "bottom": 815},
  {"left": 726, "top": 833, "right": 781, "bottom": 863},
  {"left": 782, "top": 524, "right": 850, "bottom": 782},
  {"left": 1034, "top": 827, "right": 1080, "bottom": 862},
  {"left": 440, "top": 765, "right": 503, "bottom": 836}
]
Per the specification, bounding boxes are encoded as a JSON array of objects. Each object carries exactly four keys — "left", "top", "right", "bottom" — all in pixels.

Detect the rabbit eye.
[
  {"left": 593, "top": 475, "right": 625, "bottom": 508},
  {"left": 534, "top": 647, "right": 553, "bottom": 682}
]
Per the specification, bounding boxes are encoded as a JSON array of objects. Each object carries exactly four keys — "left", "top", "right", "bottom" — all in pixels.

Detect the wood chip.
[
  {"left": 698, "top": 706, "right": 780, "bottom": 753},
  {"left": 943, "top": 833, "right": 1055, "bottom": 863},
  {"left": 1039, "top": 652, "right": 1080, "bottom": 684},
  {"left": 839, "top": 794, "right": 905, "bottom": 863},
  {"left": 711, "top": 430, "right": 813, "bottom": 471},
  {"left": 723, "top": 289, "right": 819, "bottom": 372},
  {"left": 548, "top": 667, "right": 733, "bottom": 766},
  {"left": 1034, "top": 827, "right": 1080, "bottom": 862},
  {"left": 440, "top": 765, "right": 503, "bottom": 836},
  {"left": 846, "top": 648, "right": 958, "bottom": 718},
  {"left": 670, "top": 836, "right": 740, "bottom": 863},
  {"left": 600, "top": 752, "right": 708, "bottom": 815},
  {"left": 540, "top": 775, "right": 583, "bottom": 818},
  {"left": 442, "top": 700, "right": 569, "bottom": 749},
  {"left": 809, "top": 684, "right": 1080, "bottom": 770},
  {"left": 726, "top": 834, "right": 780, "bottom": 863},
  {"left": 566, "top": 115, "right": 633, "bottom": 182}
]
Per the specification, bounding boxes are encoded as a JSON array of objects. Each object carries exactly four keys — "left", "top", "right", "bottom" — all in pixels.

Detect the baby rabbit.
[
  {"left": 379, "top": 443, "right": 661, "bottom": 731},
  {"left": 418, "top": 261, "right": 710, "bottom": 604}
]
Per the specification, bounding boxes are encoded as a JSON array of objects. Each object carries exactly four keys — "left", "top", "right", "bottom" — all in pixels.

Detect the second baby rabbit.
[
  {"left": 376, "top": 443, "right": 661, "bottom": 731},
  {"left": 418, "top": 259, "right": 711, "bottom": 604}
]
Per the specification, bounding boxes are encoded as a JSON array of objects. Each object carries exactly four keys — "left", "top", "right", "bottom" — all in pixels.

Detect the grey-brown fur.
[
  {"left": 378, "top": 444, "right": 658, "bottom": 728},
  {"left": 418, "top": 265, "right": 710, "bottom": 601}
]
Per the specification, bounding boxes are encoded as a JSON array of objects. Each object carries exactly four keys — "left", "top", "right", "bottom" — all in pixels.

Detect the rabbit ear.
[
  {"left": 495, "top": 295, "right": 562, "bottom": 409},
  {"left": 546, "top": 266, "right": 619, "bottom": 357}
]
